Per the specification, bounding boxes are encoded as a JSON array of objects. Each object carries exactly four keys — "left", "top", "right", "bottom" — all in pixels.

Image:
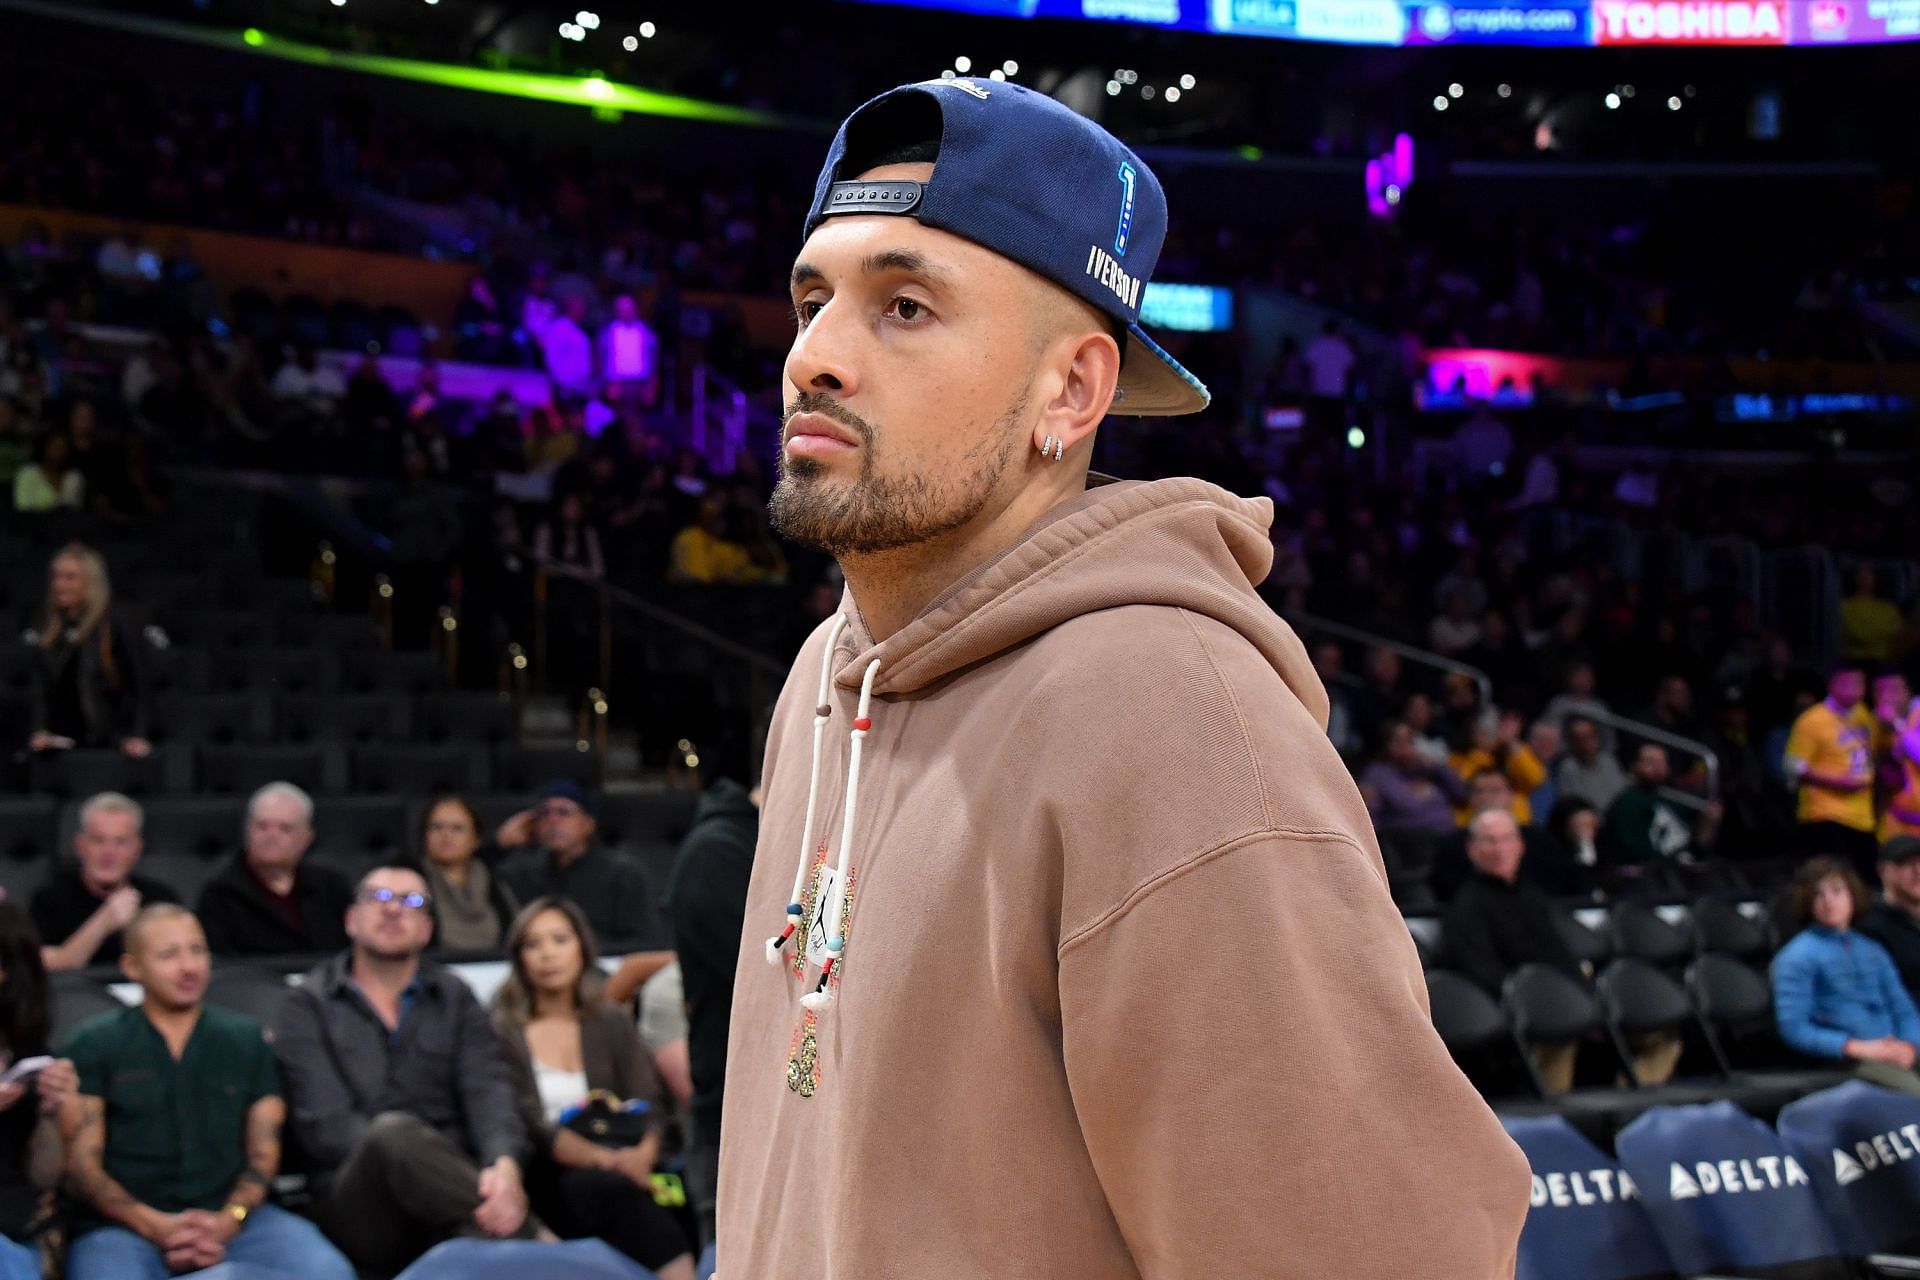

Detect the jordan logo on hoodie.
[{"left": 787, "top": 842, "right": 859, "bottom": 1097}]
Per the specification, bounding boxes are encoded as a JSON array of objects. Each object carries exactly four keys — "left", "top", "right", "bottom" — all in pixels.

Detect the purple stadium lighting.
[{"left": 1365, "top": 132, "right": 1416, "bottom": 220}]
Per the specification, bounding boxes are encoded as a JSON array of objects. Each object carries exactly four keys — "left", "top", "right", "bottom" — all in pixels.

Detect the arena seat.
[
  {"left": 205, "top": 963, "right": 297, "bottom": 1027},
  {"left": 134, "top": 797, "right": 246, "bottom": 863},
  {"left": 51, "top": 974, "right": 126, "bottom": 1050},
  {"left": 0, "top": 798, "right": 58, "bottom": 862},
  {"left": 1686, "top": 954, "right": 1848, "bottom": 1101},
  {"left": 1615, "top": 1100, "right": 1848, "bottom": 1279},
  {"left": 414, "top": 691, "right": 518, "bottom": 746},
  {"left": 1612, "top": 902, "right": 1693, "bottom": 970},
  {"left": 340, "top": 651, "right": 447, "bottom": 697},
  {"left": 164, "top": 610, "right": 274, "bottom": 651},
  {"left": 493, "top": 743, "right": 601, "bottom": 793},
  {"left": 1558, "top": 912, "right": 1614, "bottom": 969},
  {"left": 1777, "top": 1081, "right": 1920, "bottom": 1261},
  {"left": 207, "top": 649, "right": 339, "bottom": 697},
  {"left": 312, "top": 796, "right": 412, "bottom": 870},
  {"left": 138, "top": 851, "right": 221, "bottom": 906},
  {"left": 1595, "top": 959, "right": 1700, "bottom": 1087},
  {"left": 30, "top": 746, "right": 192, "bottom": 798},
  {"left": 595, "top": 790, "right": 700, "bottom": 886},
  {"left": 198, "top": 744, "right": 345, "bottom": 797},
  {"left": 1692, "top": 898, "right": 1774, "bottom": 963},
  {"left": 143, "top": 647, "right": 210, "bottom": 696},
  {"left": 153, "top": 692, "right": 269, "bottom": 747},
  {"left": 280, "top": 693, "right": 411, "bottom": 745},
  {"left": 1500, "top": 1113, "right": 1678, "bottom": 1280},
  {"left": 350, "top": 744, "right": 488, "bottom": 797}
]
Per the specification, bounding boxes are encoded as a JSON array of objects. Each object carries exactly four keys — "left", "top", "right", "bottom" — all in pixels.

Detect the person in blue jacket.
[{"left": 1771, "top": 855, "right": 1920, "bottom": 1097}]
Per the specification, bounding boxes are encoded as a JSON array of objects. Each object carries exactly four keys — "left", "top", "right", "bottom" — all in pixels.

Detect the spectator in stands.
[
  {"left": 539, "top": 296, "right": 595, "bottom": 399},
  {"left": 32, "top": 792, "right": 177, "bottom": 971},
  {"left": 1770, "top": 857, "right": 1920, "bottom": 1098},
  {"left": 1302, "top": 318, "right": 1355, "bottom": 432},
  {"left": 1641, "top": 674, "right": 1704, "bottom": 742},
  {"left": 1526, "top": 719, "right": 1563, "bottom": 816},
  {"left": 1427, "top": 587, "right": 1482, "bottom": 657},
  {"left": 411, "top": 796, "right": 517, "bottom": 954},
  {"left": 1861, "top": 837, "right": 1920, "bottom": 1004},
  {"left": 273, "top": 867, "right": 534, "bottom": 1274},
  {"left": 1360, "top": 721, "right": 1466, "bottom": 837},
  {"left": 497, "top": 781, "right": 655, "bottom": 951},
  {"left": 669, "top": 492, "right": 762, "bottom": 584},
  {"left": 1432, "top": 770, "right": 1571, "bottom": 901},
  {"left": 1351, "top": 645, "right": 1408, "bottom": 748},
  {"left": 1545, "top": 796, "right": 1602, "bottom": 888},
  {"left": 11, "top": 430, "right": 81, "bottom": 512},
  {"left": 1875, "top": 674, "right": 1920, "bottom": 842},
  {"left": 1842, "top": 564, "right": 1905, "bottom": 665},
  {"left": 268, "top": 342, "right": 345, "bottom": 412},
  {"left": 1447, "top": 710, "right": 1546, "bottom": 825},
  {"left": 0, "top": 398, "right": 27, "bottom": 492},
  {"left": 1602, "top": 744, "right": 1721, "bottom": 881},
  {"left": 666, "top": 769, "right": 760, "bottom": 1244},
  {"left": 600, "top": 294, "right": 657, "bottom": 392},
  {"left": 0, "top": 901, "right": 74, "bottom": 1280},
  {"left": 532, "top": 490, "right": 605, "bottom": 580},
  {"left": 196, "top": 783, "right": 353, "bottom": 957},
  {"left": 27, "top": 543, "right": 150, "bottom": 758},
  {"left": 1786, "top": 661, "right": 1880, "bottom": 876},
  {"left": 1555, "top": 715, "right": 1629, "bottom": 812},
  {"left": 59, "top": 905, "right": 354, "bottom": 1280},
  {"left": 490, "top": 898, "right": 695, "bottom": 1279},
  {"left": 1402, "top": 691, "right": 1449, "bottom": 764},
  {"left": 1442, "top": 811, "right": 1588, "bottom": 1090},
  {"left": 1311, "top": 641, "right": 1361, "bottom": 761}
]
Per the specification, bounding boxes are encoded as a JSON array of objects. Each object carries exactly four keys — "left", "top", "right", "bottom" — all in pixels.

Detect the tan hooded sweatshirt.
[{"left": 719, "top": 476, "right": 1529, "bottom": 1278}]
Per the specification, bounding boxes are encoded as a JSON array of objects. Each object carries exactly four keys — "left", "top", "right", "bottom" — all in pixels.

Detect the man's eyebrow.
[{"left": 789, "top": 249, "right": 955, "bottom": 292}]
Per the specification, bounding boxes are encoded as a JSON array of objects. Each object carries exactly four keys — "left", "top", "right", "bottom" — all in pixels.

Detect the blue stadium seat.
[
  {"left": 1777, "top": 1081, "right": 1920, "bottom": 1259},
  {"left": 1614, "top": 1100, "right": 1848, "bottom": 1279},
  {"left": 1501, "top": 1113, "right": 1677, "bottom": 1280}
]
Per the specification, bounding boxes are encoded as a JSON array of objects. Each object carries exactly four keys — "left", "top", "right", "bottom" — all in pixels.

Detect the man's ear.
[{"left": 1031, "top": 327, "right": 1121, "bottom": 459}]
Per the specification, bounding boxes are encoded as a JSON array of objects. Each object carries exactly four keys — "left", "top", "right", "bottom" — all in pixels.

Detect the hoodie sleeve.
[{"left": 1058, "top": 827, "right": 1529, "bottom": 1277}]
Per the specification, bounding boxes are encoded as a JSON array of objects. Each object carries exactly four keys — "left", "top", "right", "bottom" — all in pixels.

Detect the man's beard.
[{"left": 769, "top": 391, "right": 1025, "bottom": 556}]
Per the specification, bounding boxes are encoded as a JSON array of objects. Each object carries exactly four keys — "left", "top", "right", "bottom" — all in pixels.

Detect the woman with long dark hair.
[
  {"left": 491, "top": 898, "right": 694, "bottom": 1280},
  {"left": 27, "top": 544, "right": 150, "bottom": 757},
  {"left": 409, "top": 796, "right": 516, "bottom": 953},
  {"left": 0, "top": 902, "right": 77, "bottom": 1279}
]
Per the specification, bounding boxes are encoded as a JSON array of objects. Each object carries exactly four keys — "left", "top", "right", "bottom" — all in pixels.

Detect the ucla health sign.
[{"left": 852, "top": 0, "right": 1920, "bottom": 43}]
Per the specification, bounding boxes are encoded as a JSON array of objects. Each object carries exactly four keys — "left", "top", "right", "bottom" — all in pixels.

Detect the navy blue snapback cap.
[{"left": 804, "top": 78, "right": 1210, "bottom": 418}]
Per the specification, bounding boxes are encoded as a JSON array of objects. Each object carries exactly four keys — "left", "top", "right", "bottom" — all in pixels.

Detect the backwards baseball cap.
[
  {"left": 804, "top": 79, "right": 1209, "bottom": 418},
  {"left": 1881, "top": 835, "right": 1920, "bottom": 864},
  {"left": 536, "top": 778, "right": 595, "bottom": 820}
]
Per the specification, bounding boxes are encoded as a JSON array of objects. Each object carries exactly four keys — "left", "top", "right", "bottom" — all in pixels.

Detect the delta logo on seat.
[
  {"left": 1829, "top": 1121, "right": 1920, "bottom": 1187},
  {"left": 1529, "top": 1167, "right": 1641, "bottom": 1208},
  {"left": 1666, "top": 1155, "right": 1810, "bottom": 1200}
]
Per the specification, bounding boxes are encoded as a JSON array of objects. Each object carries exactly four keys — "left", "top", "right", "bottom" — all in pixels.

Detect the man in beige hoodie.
[{"left": 718, "top": 78, "right": 1530, "bottom": 1277}]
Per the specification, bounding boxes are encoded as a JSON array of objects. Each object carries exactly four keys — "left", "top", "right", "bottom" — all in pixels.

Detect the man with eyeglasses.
[
  {"left": 273, "top": 866, "right": 537, "bottom": 1275},
  {"left": 496, "top": 779, "right": 658, "bottom": 950}
]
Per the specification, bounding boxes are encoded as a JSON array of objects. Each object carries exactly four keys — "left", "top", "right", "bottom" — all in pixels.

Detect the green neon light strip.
[{"left": 1, "top": 0, "right": 799, "bottom": 129}]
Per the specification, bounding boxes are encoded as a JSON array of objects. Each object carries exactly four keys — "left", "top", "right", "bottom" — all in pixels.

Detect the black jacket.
[
  {"left": 274, "top": 952, "right": 525, "bottom": 1191},
  {"left": 665, "top": 778, "right": 757, "bottom": 1149},
  {"left": 28, "top": 612, "right": 149, "bottom": 744},
  {"left": 1860, "top": 901, "right": 1920, "bottom": 1004},
  {"left": 1443, "top": 872, "right": 1585, "bottom": 998},
  {"left": 196, "top": 857, "right": 353, "bottom": 958}
]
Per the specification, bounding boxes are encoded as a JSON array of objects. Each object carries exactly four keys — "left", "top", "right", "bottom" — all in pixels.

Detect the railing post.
[
  {"left": 599, "top": 586, "right": 614, "bottom": 708},
  {"left": 533, "top": 568, "right": 550, "bottom": 687},
  {"left": 373, "top": 574, "right": 394, "bottom": 650}
]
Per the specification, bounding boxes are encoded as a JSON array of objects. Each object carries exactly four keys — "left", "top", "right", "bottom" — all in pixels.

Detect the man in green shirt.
[
  {"left": 1602, "top": 744, "right": 1722, "bottom": 877},
  {"left": 57, "top": 904, "right": 354, "bottom": 1280}
]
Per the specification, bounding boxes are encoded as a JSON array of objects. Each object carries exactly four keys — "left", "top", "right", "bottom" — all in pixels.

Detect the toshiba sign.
[{"left": 1594, "top": 0, "right": 1789, "bottom": 42}]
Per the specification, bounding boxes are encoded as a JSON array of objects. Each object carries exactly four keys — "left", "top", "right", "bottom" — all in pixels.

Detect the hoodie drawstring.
[
  {"left": 765, "top": 614, "right": 849, "bottom": 966},
  {"left": 800, "top": 656, "right": 881, "bottom": 1012}
]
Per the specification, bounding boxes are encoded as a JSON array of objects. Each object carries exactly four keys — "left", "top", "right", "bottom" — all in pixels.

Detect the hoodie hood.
[{"left": 829, "top": 475, "right": 1327, "bottom": 724}]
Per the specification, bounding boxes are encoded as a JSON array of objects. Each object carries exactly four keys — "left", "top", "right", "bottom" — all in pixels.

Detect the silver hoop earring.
[
  {"left": 1039, "top": 434, "right": 1058, "bottom": 459},
  {"left": 1052, "top": 437, "right": 1065, "bottom": 461}
]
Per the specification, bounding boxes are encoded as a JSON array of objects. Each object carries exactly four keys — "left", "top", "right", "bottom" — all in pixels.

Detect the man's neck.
[
  {"left": 352, "top": 949, "right": 421, "bottom": 997},
  {"left": 1888, "top": 891, "right": 1920, "bottom": 922},
  {"left": 838, "top": 472, "right": 1086, "bottom": 644},
  {"left": 142, "top": 1000, "right": 201, "bottom": 1059},
  {"left": 81, "top": 869, "right": 123, "bottom": 899},
  {"left": 251, "top": 861, "right": 296, "bottom": 896},
  {"left": 551, "top": 842, "right": 591, "bottom": 870}
]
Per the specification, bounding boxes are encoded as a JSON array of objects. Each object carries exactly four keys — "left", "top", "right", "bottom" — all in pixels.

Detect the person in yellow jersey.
[
  {"left": 1874, "top": 672, "right": 1920, "bottom": 842},
  {"left": 1785, "top": 661, "right": 1880, "bottom": 878}
]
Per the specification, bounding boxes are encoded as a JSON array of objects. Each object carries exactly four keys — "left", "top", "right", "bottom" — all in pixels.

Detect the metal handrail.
[
  {"left": 1557, "top": 704, "right": 1722, "bottom": 809},
  {"left": 1289, "top": 612, "right": 1494, "bottom": 711},
  {"left": 525, "top": 553, "right": 788, "bottom": 679}
]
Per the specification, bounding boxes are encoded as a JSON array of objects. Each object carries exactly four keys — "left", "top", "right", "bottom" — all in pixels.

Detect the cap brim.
[{"left": 1113, "top": 322, "right": 1210, "bottom": 417}]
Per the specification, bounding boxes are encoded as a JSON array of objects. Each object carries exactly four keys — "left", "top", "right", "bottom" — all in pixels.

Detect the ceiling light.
[
  {"left": 622, "top": 35, "right": 637, "bottom": 50},
  {"left": 1668, "top": 95, "right": 1682, "bottom": 110},
  {"left": 954, "top": 55, "right": 971, "bottom": 72},
  {"left": 1432, "top": 96, "right": 1448, "bottom": 111},
  {"left": 1164, "top": 86, "right": 1180, "bottom": 102},
  {"left": 1621, "top": 84, "right": 1635, "bottom": 98},
  {"left": 1003, "top": 59, "right": 1018, "bottom": 74},
  {"left": 1605, "top": 92, "right": 1621, "bottom": 109},
  {"left": 1106, "top": 79, "right": 1121, "bottom": 95},
  {"left": 989, "top": 69, "right": 1005, "bottom": 81},
  {"left": 1497, "top": 83, "right": 1512, "bottom": 98},
  {"left": 639, "top": 20, "right": 655, "bottom": 37},
  {"left": 576, "top": 10, "right": 599, "bottom": 29},
  {"left": 1448, "top": 82, "right": 1463, "bottom": 98},
  {"left": 1179, "top": 73, "right": 1196, "bottom": 90},
  {"left": 1684, "top": 84, "right": 1697, "bottom": 97},
  {"left": 1141, "top": 85, "right": 1155, "bottom": 99}
]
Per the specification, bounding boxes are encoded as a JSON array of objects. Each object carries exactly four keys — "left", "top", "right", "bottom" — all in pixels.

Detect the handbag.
[{"left": 558, "top": 1090, "right": 652, "bottom": 1148}]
